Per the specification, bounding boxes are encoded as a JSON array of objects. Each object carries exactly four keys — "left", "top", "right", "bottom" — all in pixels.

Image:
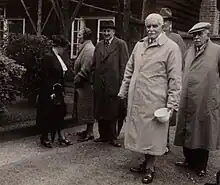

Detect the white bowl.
[{"left": 154, "top": 108, "right": 170, "bottom": 124}]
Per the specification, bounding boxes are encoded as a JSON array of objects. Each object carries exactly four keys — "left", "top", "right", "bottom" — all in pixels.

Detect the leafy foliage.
[
  {"left": 3, "top": 33, "right": 52, "bottom": 102},
  {"left": 0, "top": 52, "right": 26, "bottom": 111}
]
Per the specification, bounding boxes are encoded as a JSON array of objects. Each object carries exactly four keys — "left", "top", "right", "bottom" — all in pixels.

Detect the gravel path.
[{"left": 0, "top": 124, "right": 219, "bottom": 185}]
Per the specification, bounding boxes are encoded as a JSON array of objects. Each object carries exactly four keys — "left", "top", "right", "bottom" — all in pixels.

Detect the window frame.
[
  {"left": 70, "top": 16, "right": 115, "bottom": 59},
  {"left": 6, "top": 18, "right": 26, "bottom": 34}
]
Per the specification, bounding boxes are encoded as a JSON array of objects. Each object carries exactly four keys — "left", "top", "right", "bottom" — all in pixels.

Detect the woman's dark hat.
[
  {"left": 100, "top": 21, "right": 116, "bottom": 30},
  {"left": 160, "top": 8, "right": 173, "bottom": 20}
]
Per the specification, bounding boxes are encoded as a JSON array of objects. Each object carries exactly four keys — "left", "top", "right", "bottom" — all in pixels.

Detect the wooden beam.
[
  {"left": 123, "top": 0, "right": 131, "bottom": 42},
  {"left": 70, "top": 0, "right": 143, "bottom": 24},
  {"left": 42, "top": 6, "right": 54, "bottom": 32},
  {"left": 70, "top": 0, "right": 85, "bottom": 22},
  {"left": 50, "top": 0, "right": 63, "bottom": 28},
  {"left": 116, "top": 0, "right": 123, "bottom": 37},
  {"left": 20, "top": 0, "right": 37, "bottom": 33},
  {"left": 54, "top": 0, "right": 66, "bottom": 34},
  {"left": 37, "top": 0, "right": 42, "bottom": 36},
  {"left": 141, "top": 0, "right": 149, "bottom": 21}
]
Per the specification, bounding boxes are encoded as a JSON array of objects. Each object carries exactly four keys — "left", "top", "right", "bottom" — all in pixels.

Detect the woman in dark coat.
[
  {"left": 73, "top": 27, "right": 95, "bottom": 142},
  {"left": 36, "top": 35, "right": 72, "bottom": 148}
]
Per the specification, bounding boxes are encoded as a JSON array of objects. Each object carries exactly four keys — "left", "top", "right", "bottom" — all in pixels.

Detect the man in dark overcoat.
[
  {"left": 174, "top": 22, "right": 220, "bottom": 177},
  {"left": 91, "top": 21, "right": 129, "bottom": 147}
]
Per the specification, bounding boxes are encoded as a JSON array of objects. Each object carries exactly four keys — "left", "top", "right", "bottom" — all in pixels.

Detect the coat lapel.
[
  {"left": 101, "top": 37, "right": 118, "bottom": 62},
  {"left": 188, "top": 40, "right": 209, "bottom": 69}
]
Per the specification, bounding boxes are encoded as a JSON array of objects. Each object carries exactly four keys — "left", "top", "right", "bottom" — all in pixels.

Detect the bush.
[
  {"left": 0, "top": 52, "right": 26, "bottom": 111},
  {"left": 3, "top": 33, "right": 52, "bottom": 104}
]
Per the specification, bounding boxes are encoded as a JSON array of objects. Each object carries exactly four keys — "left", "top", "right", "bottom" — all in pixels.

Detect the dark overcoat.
[
  {"left": 36, "top": 50, "right": 66, "bottom": 132},
  {"left": 174, "top": 39, "right": 220, "bottom": 151},
  {"left": 92, "top": 37, "right": 129, "bottom": 120}
]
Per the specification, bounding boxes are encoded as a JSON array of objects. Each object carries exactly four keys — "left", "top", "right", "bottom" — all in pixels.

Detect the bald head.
[
  {"left": 145, "top": 13, "right": 164, "bottom": 27},
  {"left": 145, "top": 13, "right": 164, "bottom": 41}
]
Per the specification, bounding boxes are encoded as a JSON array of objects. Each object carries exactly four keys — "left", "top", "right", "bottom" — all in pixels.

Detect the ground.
[{"left": 0, "top": 123, "right": 220, "bottom": 185}]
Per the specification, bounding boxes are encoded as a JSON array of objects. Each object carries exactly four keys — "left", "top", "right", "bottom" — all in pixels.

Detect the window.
[
  {"left": 7, "top": 18, "right": 25, "bottom": 34},
  {"left": 70, "top": 17, "right": 115, "bottom": 59},
  {"left": 71, "top": 18, "right": 85, "bottom": 59}
]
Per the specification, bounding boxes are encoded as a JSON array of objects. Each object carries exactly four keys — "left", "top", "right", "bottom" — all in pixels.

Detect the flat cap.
[{"left": 188, "top": 22, "right": 211, "bottom": 34}]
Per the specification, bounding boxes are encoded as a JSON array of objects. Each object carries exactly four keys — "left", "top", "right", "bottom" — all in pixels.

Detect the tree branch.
[{"left": 37, "top": 0, "right": 42, "bottom": 36}]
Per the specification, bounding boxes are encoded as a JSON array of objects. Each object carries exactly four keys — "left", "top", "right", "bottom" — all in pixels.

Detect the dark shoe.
[
  {"left": 142, "top": 169, "right": 154, "bottom": 184},
  {"left": 40, "top": 140, "right": 52, "bottom": 148},
  {"left": 197, "top": 170, "right": 206, "bottom": 177},
  {"left": 58, "top": 138, "right": 73, "bottom": 146},
  {"left": 109, "top": 140, "right": 121, "bottom": 147},
  {"left": 175, "top": 161, "right": 190, "bottom": 168},
  {"left": 77, "top": 135, "right": 94, "bottom": 142},
  {"left": 94, "top": 137, "right": 107, "bottom": 143},
  {"left": 130, "top": 165, "right": 147, "bottom": 173}
]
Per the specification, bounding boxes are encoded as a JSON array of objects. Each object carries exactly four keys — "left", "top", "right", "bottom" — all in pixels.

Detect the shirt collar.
[
  {"left": 105, "top": 36, "right": 114, "bottom": 45},
  {"left": 145, "top": 32, "right": 167, "bottom": 46},
  {"left": 194, "top": 39, "right": 209, "bottom": 53}
]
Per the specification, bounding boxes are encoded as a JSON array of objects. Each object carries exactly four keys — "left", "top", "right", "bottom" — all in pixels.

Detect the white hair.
[{"left": 145, "top": 13, "right": 164, "bottom": 26}]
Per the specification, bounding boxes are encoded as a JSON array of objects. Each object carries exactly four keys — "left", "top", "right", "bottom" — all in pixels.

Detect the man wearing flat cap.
[
  {"left": 174, "top": 22, "right": 220, "bottom": 177},
  {"left": 91, "top": 21, "right": 129, "bottom": 147},
  {"left": 160, "top": 7, "right": 186, "bottom": 154}
]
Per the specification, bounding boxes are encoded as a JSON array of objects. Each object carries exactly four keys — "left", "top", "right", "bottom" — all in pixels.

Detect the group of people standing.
[{"left": 36, "top": 7, "right": 220, "bottom": 184}]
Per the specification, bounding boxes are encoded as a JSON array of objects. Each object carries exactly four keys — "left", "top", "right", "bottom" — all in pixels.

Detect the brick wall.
[{"left": 200, "top": 0, "right": 219, "bottom": 35}]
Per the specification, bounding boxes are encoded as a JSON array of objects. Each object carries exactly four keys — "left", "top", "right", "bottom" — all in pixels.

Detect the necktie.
[{"left": 105, "top": 40, "right": 110, "bottom": 48}]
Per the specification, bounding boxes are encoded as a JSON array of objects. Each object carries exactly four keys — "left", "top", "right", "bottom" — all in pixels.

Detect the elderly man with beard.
[
  {"left": 91, "top": 21, "right": 129, "bottom": 147},
  {"left": 174, "top": 22, "right": 220, "bottom": 177},
  {"left": 118, "top": 13, "right": 182, "bottom": 184}
]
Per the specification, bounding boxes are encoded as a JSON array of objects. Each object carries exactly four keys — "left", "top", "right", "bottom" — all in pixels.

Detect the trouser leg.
[
  {"left": 145, "top": 154, "right": 156, "bottom": 172},
  {"left": 86, "top": 123, "right": 94, "bottom": 136},
  {"left": 108, "top": 119, "right": 117, "bottom": 141},
  {"left": 41, "top": 132, "right": 49, "bottom": 141},
  {"left": 183, "top": 147, "right": 194, "bottom": 167},
  {"left": 167, "top": 126, "right": 170, "bottom": 147},
  {"left": 98, "top": 119, "right": 107, "bottom": 139},
  {"left": 194, "top": 149, "right": 209, "bottom": 171},
  {"left": 117, "top": 119, "right": 124, "bottom": 136}
]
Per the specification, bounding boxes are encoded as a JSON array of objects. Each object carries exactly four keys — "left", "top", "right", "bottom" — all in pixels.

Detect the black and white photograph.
[{"left": 0, "top": 0, "right": 220, "bottom": 184}]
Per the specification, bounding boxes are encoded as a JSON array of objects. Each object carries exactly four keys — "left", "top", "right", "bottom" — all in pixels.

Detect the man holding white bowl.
[{"left": 118, "top": 13, "right": 182, "bottom": 184}]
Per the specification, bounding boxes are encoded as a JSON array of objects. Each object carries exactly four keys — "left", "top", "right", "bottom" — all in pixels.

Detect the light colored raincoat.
[{"left": 118, "top": 33, "right": 182, "bottom": 155}]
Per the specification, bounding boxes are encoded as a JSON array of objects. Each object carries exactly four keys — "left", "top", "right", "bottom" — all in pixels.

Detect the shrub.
[
  {"left": 0, "top": 52, "right": 26, "bottom": 111},
  {"left": 3, "top": 33, "right": 52, "bottom": 104}
]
